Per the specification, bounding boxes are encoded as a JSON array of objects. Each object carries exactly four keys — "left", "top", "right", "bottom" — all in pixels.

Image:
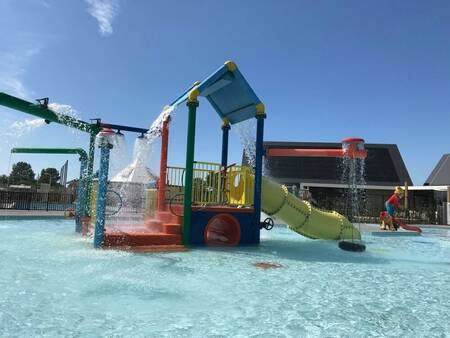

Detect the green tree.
[
  {"left": 38, "top": 168, "right": 60, "bottom": 185},
  {"left": 0, "top": 174, "right": 8, "bottom": 186},
  {"left": 9, "top": 162, "right": 35, "bottom": 185}
]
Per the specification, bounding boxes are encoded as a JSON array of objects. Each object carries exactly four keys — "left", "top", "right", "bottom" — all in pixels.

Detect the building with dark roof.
[
  {"left": 264, "top": 141, "right": 412, "bottom": 186},
  {"left": 425, "top": 154, "right": 450, "bottom": 186},
  {"left": 254, "top": 141, "right": 448, "bottom": 224}
]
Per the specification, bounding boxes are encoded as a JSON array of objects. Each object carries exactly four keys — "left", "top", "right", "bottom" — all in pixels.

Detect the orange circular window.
[{"left": 204, "top": 214, "right": 241, "bottom": 246}]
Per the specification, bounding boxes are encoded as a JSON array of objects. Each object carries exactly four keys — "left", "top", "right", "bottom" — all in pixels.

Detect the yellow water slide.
[{"left": 261, "top": 177, "right": 361, "bottom": 240}]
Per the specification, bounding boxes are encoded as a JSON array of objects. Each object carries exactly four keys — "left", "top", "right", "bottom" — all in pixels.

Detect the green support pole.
[
  {"left": 182, "top": 99, "right": 199, "bottom": 245},
  {"left": 85, "top": 132, "right": 97, "bottom": 215}
]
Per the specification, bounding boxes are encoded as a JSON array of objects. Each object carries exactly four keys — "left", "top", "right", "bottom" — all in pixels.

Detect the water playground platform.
[{"left": 1, "top": 61, "right": 370, "bottom": 253}]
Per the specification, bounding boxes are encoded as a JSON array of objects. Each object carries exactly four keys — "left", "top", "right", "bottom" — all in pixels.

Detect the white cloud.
[
  {"left": 0, "top": 77, "right": 28, "bottom": 98},
  {"left": 0, "top": 118, "right": 46, "bottom": 154},
  {"left": 0, "top": 47, "right": 41, "bottom": 99},
  {"left": 38, "top": 0, "right": 51, "bottom": 8},
  {"left": 9, "top": 118, "right": 46, "bottom": 136},
  {"left": 85, "top": 0, "right": 119, "bottom": 36}
]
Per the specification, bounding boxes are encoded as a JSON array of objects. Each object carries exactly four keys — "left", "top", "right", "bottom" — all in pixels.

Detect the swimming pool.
[{"left": 1, "top": 219, "right": 449, "bottom": 337}]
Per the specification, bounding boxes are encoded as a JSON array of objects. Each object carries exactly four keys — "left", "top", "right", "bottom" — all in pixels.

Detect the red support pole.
[{"left": 157, "top": 117, "right": 170, "bottom": 211}]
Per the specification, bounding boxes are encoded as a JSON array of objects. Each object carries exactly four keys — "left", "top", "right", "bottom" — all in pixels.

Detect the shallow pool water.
[{"left": 1, "top": 219, "right": 450, "bottom": 337}]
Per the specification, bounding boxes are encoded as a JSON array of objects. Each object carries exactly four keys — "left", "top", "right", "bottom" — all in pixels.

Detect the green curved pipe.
[{"left": 11, "top": 147, "right": 88, "bottom": 161}]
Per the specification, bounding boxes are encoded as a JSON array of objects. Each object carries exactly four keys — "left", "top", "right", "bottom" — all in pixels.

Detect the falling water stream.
[
  {"left": 340, "top": 156, "right": 367, "bottom": 224},
  {"left": 234, "top": 119, "right": 257, "bottom": 168},
  {"left": 108, "top": 133, "right": 129, "bottom": 178},
  {"left": 102, "top": 105, "right": 176, "bottom": 226}
]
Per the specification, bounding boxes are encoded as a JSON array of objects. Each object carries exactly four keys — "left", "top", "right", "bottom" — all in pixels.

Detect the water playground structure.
[{"left": 1, "top": 61, "right": 377, "bottom": 252}]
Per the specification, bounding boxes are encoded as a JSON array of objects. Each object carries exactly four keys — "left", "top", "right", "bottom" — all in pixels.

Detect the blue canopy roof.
[{"left": 170, "top": 61, "right": 263, "bottom": 124}]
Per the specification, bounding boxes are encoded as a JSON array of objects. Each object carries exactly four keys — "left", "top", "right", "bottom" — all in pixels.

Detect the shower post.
[
  {"left": 157, "top": 117, "right": 171, "bottom": 211},
  {"left": 75, "top": 156, "right": 87, "bottom": 233},
  {"left": 93, "top": 139, "right": 113, "bottom": 248},
  {"left": 253, "top": 103, "right": 266, "bottom": 235}
]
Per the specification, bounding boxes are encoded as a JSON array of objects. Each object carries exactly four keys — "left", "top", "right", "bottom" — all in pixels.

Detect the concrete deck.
[{"left": 0, "top": 210, "right": 66, "bottom": 217}]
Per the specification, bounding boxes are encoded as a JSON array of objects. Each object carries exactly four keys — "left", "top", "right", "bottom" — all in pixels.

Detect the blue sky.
[{"left": 1, "top": 0, "right": 450, "bottom": 184}]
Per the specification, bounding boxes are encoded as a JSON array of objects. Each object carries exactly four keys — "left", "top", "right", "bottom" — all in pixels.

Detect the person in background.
[
  {"left": 380, "top": 186, "right": 404, "bottom": 230},
  {"left": 291, "top": 185, "right": 299, "bottom": 197}
]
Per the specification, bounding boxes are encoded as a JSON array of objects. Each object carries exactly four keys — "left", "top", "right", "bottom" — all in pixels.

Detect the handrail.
[{"left": 166, "top": 161, "right": 253, "bottom": 207}]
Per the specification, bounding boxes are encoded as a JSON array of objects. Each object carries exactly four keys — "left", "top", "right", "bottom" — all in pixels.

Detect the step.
[
  {"left": 106, "top": 224, "right": 151, "bottom": 232},
  {"left": 170, "top": 204, "right": 184, "bottom": 215},
  {"left": 143, "top": 219, "right": 164, "bottom": 232},
  {"left": 104, "top": 231, "right": 182, "bottom": 247},
  {"left": 156, "top": 211, "right": 182, "bottom": 224},
  {"left": 104, "top": 245, "right": 187, "bottom": 253},
  {"left": 164, "top": 223, "right": 182, "bottom": 235}
]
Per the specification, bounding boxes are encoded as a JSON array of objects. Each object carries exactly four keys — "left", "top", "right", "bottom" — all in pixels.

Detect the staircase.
[{"left": 103, "top": 205, "right": 185, "bottom": 252}]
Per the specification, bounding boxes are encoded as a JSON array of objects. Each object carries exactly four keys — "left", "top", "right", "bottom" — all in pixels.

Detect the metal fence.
[
  {"left": 0, "top": 190, "right": 76, "bottom": 211},
  {"left": 312, "top": 199, "right": 442, "bottom": 225},
  {"left": 165, "top": 162, "right": 254, "bottom": 207}
]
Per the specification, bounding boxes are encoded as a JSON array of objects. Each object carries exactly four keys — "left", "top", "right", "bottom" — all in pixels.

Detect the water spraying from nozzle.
[
  {"left": 339, "top": 137, "right": 367, "bottom": 252},
  {"left": 145, "top": 105, "right": 175, "bottom": 144},
  {"left": 341, "top": 137, "right": 367, "bottom": 159},
  {"left": 234, "top": 119, "right": 257, "bottom": 168}
]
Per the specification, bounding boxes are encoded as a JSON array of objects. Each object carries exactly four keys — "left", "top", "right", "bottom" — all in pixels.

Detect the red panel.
[
  {"left": 267, "top": 147, "right": 367, "bottom": 159},
  {"left": 267, "top": 148, "right": 345, "bottom": 158},
  {"left": 204, "top": 213, "right": 241, "bottom": 246}
]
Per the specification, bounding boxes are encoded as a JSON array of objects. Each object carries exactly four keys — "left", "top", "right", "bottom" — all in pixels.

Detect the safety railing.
[
  {"left": 0, "top": 190, "right": 75, "bottom": 211},
  {"left": 192, "top": 161, "right": 225, "bottom": 205},
  {"left": 165, "top": 166, "right": 185, "bottom": 205},
  {"left": 165, "top": 161, "right": 254, "bottom": 207}
]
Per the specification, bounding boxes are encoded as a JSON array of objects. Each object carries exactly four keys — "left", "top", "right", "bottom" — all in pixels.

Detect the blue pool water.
[{"left": 1, "top": 219, "right": 450, "bottom": 337}]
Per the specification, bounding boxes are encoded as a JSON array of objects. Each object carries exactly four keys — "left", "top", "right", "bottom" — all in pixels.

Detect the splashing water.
[
  {"left": 112, "top": 137, "right": 155, "bottom": 184},
  {"left": 108, "top": 133, "right": 129, "bottom": 178},
  {"left": 133, "top": 137, "right": 152, "bottom": 167},
  {"left": 48, "top": 102, "right": 80, "bottom": 120},
  {"left": 340, "top": 156, "right": 367, "bottom": 224},
  {"left": 108, "top": 104, "right": 175, "bottom": 184},
  {"left": 107, "top": 137, "right": 157, "bottom": 225},
  {"left": 234, "top": 119, "right": 256, "bottom": 168},
  {"left": 146, "top": 105, "right": 176, "bottom": 144},
  {"left": 48, "top": 102, "right": 90, "bottom": 135},
  {"left": 103, "top": 105, "right": 174, "bottom": 226},
  {"left": 103, "top": 105, "right": 175, "bottom": 225}
]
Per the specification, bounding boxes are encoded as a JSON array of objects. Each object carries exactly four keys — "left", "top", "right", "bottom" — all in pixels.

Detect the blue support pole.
[
  {"left": 94, "top": 142, "right": 112, "bottom": 248},
  {"left": 75, "top": 158, "right": 87, "bottom": 233},
  {"left": 220, "top": 120, "right": 230, "bottom": 205},
  {"left": 253, "top": 112, "right": 266, "bottom": 231},
  {"left": 221, "top": 120, "right": 230, "bottom": 169}
]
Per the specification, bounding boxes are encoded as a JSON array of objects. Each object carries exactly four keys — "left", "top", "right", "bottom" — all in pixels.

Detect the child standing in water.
[{"left": 381, "top": 186, "right": 404, "bottom": 230}]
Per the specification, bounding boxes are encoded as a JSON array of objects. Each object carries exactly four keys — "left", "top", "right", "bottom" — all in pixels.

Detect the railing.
[
  {"left": 313, "top": 198, "right": 443, "bottom": 225},
  {"left": 0, "top": 190, "right": 76, "bottom": 211},
  {"left": 165, "top": 161, "right": 254, "bottom": 207},
  {"left": 165, "top": 166, "right": 185, "bottom": 205}
]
